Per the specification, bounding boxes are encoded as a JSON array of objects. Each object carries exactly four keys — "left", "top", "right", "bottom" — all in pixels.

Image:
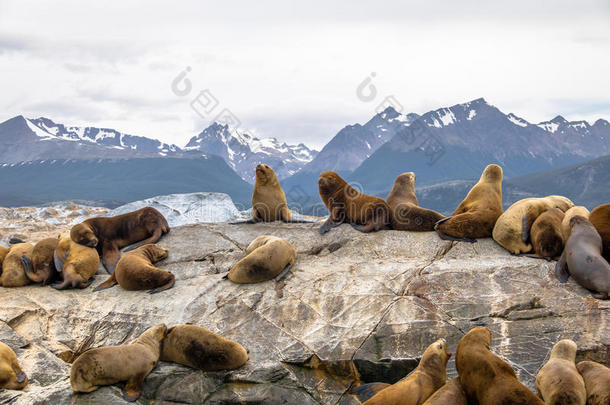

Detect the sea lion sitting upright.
[
  {"left": 435, "top": 164, "right": 504, "bottom": 243},
  {"left": 70, "top": 323, "right": 167, "bottom": 402},
  {"left": 70, "top": 207, "right": 170, "bottom": 274},
  {"left": 386, "top": 172, "right": 445, "bottom": 231},
  {"left": 456, "top": 326, "right": 544, "bottom": 405},
  {"left": 21, "top": 237, "right": 59, "bottom": 285},
  {"left": 94, "top": 244, "right": 173, "bottom": 294},
  {"left": 530, "top": 208, "right": 566, "bottom": 260},
  {"left": 225, "top": 235, "right": 296, "bottom": 283},
  {"left": 589, "top": 204, "right": 610, "bottom": 260},
  {"left": 562, "top": 206, "right": 590, "bottom": 240},
  {"left": 0, "top": 243, "right": 33, "bottom": 287},
  {"left": 318, "top": 171, "right": 390, "bottom": 234},
  {"left": 576, "top": 361, "right": 610, "bottom": 405},
  {"left": 160, "top": 324, "right": 249, "bottom": 371},
  {"left": 362, "top": 338, "right": 451, "bottom": 405},
  {"left": 555, "top": 216, "right": 610, "bottom": 299},
  {"left": 0, "top": 341, "right": 28, "bottom": 390},
  {"left": 52, "top": 233, "right": 100, "bottom": 290},
  {"left": 536, "top": 339, "right": 586, "bottom": 405},
  {"left": 422, "top": 377, "right": 468, "bottom": 405}
]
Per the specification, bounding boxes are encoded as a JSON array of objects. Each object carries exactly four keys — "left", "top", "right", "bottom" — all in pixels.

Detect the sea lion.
[
  {"left": 362, "top": 338, "right": 451, "bottom": 405},
  {"left": 576, "top": 361, "right": 610, "bottom": 405},
  {"left": 52, "top": 233, "right": 100, "bottom": 290},
  {"left": 0, "top": 246, "right": 8, "bottom": 273},
  {"left": 530, "top": 208, "right": 565, "bottom": 260},
  {"left": 555, "top": 216, "right": 610, "bottom": 299},
  {"left": 493, "top": 195, "right": 574, "bottom": 255},
  {"left": 160, "top": 324, "right": 248, "bottom": 371},
  {"left": 386, "top": 172, "right": 445, "bottom": 231},
  {"left": 21, "top": 237, "right": 59, "bottom": 285},
  {"left": 535, "top": 339, "right": 586, "bottom": 405},
  {"left": 456, "top": 326, "right": 544, "bottom": 405},
  {"left": 0, "top": 341, "right": 28, "bottom": 390},
  {"left": 589, "top": 204, "right": 610, "bottom": 260},
  {"left": 351, "top": 383, "right": 390, "bottom": 403},
  {"left": 0, "top": 243, "right": 33, "bottom": 287},
  {"left": 422, "top": 377, "right": 467, "bottom": 405},
  {"left": 562, "top": 206, "right": 590, "bottom": 240},
  {"left": 94, "top": 244, "right": 173, "bottom": 294},
  {"left": 70, "top": 207, "right": 170, "bottom": 274},
  {"left": 70, "top": 323, "right": 167, "bottom": 402},
  {"left": 224, "top": 235, "right": 296, "bottom": 283},
  {"left": 318, "top": 171, "right": 390, "bottom": 234},
  {"left": 434, "top": 164, "right": 504, "bottom": 243}
]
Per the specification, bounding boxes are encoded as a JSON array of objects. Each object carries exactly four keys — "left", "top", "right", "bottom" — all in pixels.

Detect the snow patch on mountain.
[{"left": 507, "top": 113, "right": 529, "bottom": 127}]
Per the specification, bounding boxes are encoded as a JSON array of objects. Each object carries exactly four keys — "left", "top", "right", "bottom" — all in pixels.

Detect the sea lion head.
[
  {"left": 254, "top": 164, "right": 278, "bottom": 186},
  {"left": 318, "top": 171, "right": 347, "bottom": 197},
  {"left": 420, "top": 338, "right": 452, "bottom": 373},
  {"left": 135, "top": 323, "right": 168, "bottom": 345},
  {"left": 394, "top": 172, "right": 416, "bottom": 188},
  {"left": 481, "top": 164, "right": 503, "bottom": 183},
  {"left": 140, "top": 244, "right": 169, "bottom": 262},
  {"left": 462, "top": 326, "right": 492, "bottom": 348},
  {"left": 549, "top": 339, "right": 577, "bottom": 361},
  {"left": 70, "top": 223, "right": 98, "bottom": 247},
  {"left": 569, "top": 215, "right": 589, "bottom": 229}
]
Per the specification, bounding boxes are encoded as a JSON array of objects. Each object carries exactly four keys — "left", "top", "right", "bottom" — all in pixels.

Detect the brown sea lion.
[
  {"left": 435, "top": 164, "right": 504, "bottom": 243},
  {"left": 160, "top": 324, "right": 248, "bottom": 371},
  {"left": 456, "top": 326, "right": 544, "bottom": 405},
  {"left": 576, "top": 361, "right": 610, "bottom": 405},
  {"left": 555, "top": 216, "right": 610, "bottom": 299},
  {"left": 422, "top": 377, "right": 467, "bottom": 405},
  {"left": 52, "top": 233, "right": 100, "bottom": 290},
  {"left": 589, "top": 204, "right": 610, "bottom": 260},
  {"left": 225, "top": 235, "right": 296, "bottom": 283},
  {"left": 318, "top": 171, "right": 390, "bottom": 234},
  {"left": 562, "top": 206, "right": 590, "bottom": 240},
  {"left": 94, "top": 244, "right": 173, "bottom": 294},
  {"left": 362, "top": 338, "right": 451, "bottom": 405},
  {"left": 0, "top": 341, "right": 28, "bottom": 390},
  {"left": 70, "top": 323, "right": 167, "bottom": 402},
  {"left": 70, "top": 207, "right": 170, "bottom": 274},
  {"left": 386, "top": 172, "right": 445, "bottom": 231},
  {"left": 535, "top": 339, "right": 586, "bottom": 405},
  {"left": 0, "top": 243, "right": 33, "bottom": 287},
  {"left": 0, "top": 246, "right": 8, "bottom": 274},
  {"left": 21, "top": 237, "right": 59, "bottom": 285},
  {"left": 530, "top": 208, "right": 565, "bottom": 260},
  {"left": 493, "top": 195, "right": 574, "bottom": 255}
]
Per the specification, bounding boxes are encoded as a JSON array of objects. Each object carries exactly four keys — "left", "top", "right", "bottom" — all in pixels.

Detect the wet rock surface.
[{"left": 0, "top": 223, "right": 608, "bottom": 404}]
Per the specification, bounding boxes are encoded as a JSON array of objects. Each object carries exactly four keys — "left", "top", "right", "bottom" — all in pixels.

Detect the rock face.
[{"left": 0, "top": 223, "right": 608, "bottom": 404}]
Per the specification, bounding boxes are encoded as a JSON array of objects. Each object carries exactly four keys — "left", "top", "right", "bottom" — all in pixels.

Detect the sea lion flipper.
[
  {"left": 274, "top": 264, "right": 292, "bottom": 282},
  {"left": 122, "top": 229, "right": 164, "bottom": 253},
  {"left": 101, "top": 248, "right": 120, "bottom": 274},
  {"left": 123, "top": 373, "right": 145, "bottom": 402},
  {"left": 51, "top": 279, "right": 71, "bottom": 290},
  {"left": 435, "top": 227, "right": 476, "bottom": 243},
  {"left": 11, "top": 364, "right": 26, "bottom": 383},
  {"left": 554, "top": 251, "right": 569, "bottom": 283},
  {"left": 319, "top": 219, "right": 341, "bottom": 235},
  {"left": 351, "top": 382, "right": 390, "bottom": 402},
  {"left": 9, "top": 237, "right": 25, "bottom": 245},
  {"left": 20, "top": 255, "right": 34, "bottom": 274},
  {"left": 93, "top": 274, "right": 117, "bottom": 292},
  {"left": 230, "top": 218, "right": 261, "bottom": 225},
  {"left": 53, "top": 250, "right": 66, "bottom": 273},
  {"left": 522, "top": 211, "right": 537, "bottom": 243},
  {"left": 435, "top": 216, "right": 452, "bottom": 226},
  {"left": 148, "top": 277, "right": 175, "bottom": 294}
]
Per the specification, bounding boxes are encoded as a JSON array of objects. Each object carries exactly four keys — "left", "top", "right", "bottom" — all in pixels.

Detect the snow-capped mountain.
[{"left": 184, "top": 122, "right": 318, "bottom": 183}]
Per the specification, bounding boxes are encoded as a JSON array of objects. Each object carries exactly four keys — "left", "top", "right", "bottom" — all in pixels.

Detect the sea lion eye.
[{"left": 327, "top": 177, "right": 333, "bottom": 181}]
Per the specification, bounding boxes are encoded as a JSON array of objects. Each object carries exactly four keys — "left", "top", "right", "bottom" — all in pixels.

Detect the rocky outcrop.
[{"left": 0, "top": 223, "right": 608, "bottom": 404}]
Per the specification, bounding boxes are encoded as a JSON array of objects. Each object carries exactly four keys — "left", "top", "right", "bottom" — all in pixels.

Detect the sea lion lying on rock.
[
  {"left": 529, "top": 208, "right": 565, "bottom": 260},
  {"left": 0, "top": 341, "right": 28, "bottom": 390},
  {"left": 21, "top": 237, "right": 59, "bottom": 285},
  {"left": 225, "top": 235, "right": 296, "bottom": 283},
  {"left": 0, "top": 243, "right": 33, "bottom": 287},
  {"left": 52, "top": 233, "right": 99, "bottom": 290},
  {"left": 589, "top": 204, "right": 610, "bottom": 261}
]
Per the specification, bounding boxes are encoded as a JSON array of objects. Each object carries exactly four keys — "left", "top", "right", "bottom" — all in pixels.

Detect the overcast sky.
[{"left": 1, "top": 0, "right": 609, "bottom": 149}]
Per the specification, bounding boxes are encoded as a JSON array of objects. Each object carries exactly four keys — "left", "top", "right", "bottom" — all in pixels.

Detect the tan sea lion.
[
  {"left": 52, "top": 233, "right": 100, "bottom": 290},
  {"left": 386, "top": 172, "right": 445, "bottom": 231},
  {"left": 318, "top": 171, "right": 390, "bottom": 234},
  {"left": 160, "top": 324, "right": 248, "bottom": 371},
  {"left": 21, "top": 237, "right": 59, "bottom": 285},
  {"left": 225, "top": 235, "right": 296, "bottom": 283},
  {"left": 562, "top": 206, "right": 590, "bottom": 240},
  {"left": 589, "top": 204, "right": 610, "bottom": 260},
  {"left": 422, "top": 377, "right": 467, "bottom": 405},
  {"left": 435, "top": 164, "right": 504, "bottom": 243},
  {"left": 456, "top": 326, "right": 544, "bottom": 405},
  {"left": 493, "top": 195, "right": 574, "bottom": 255},
  {"left": 70, "top": 323, "right": 167, "bottom": 402},
  {"left": 535, "top": 339, "right": 586, "bottom": 405},
  {"left": 555, "top": 216, "right": 610, "bottom": 299},
  {"left": 530, "top": 208, "right": 565, "bottom": 260},
  {"left": 94, "top": 244, "right": 173, "bottom": 294},
  {"left": 362, "top": 338, "right": 451, "bottom": 405},
  {"left": 0, "top": 246, "right": 8, "bottom": 273},
  {"left": 576, "top": 361, "right": 610, "bottom": 405},
  {"left": 0, "top": 243, "right": 33, "bottom": 287},
  {"left": 0, "top": 341, "right": 28, "bottom": 390},
  {"left": 70, "top": 207, "right": 170, "bottom": 274}
]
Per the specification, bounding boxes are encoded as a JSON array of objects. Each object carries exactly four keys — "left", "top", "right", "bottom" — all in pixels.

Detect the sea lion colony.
[{"left": 1, "top": 162, "right": 609, "bottom": 402}]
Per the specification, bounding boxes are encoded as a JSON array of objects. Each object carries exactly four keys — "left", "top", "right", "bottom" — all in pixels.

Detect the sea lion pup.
[
  {"left": 422, "top": 377, "right": 467, "bottom": 405},
  {"left": 386, "top": 172, "right": 445, "bottom": 231},
  {"left": 52, "top": 233, "right": 100, "bottom": 290},
  {"left": 21, "top": 237, "right": 59, "bottom": 285},
  {"left": 94, "top": 244, "right": 173, "bottom": 294},
  {"left": 70, "top": 323, "right": 167, "bottom": 402},
  {"left": 0, "top": 243, "right": 33, "bottom": 287},
  {"left": 435, "top": 164, "right": 504, "bottom": 243},
  {"left": 70, "top": 207, "right": 170, "bottom": 274},
  {"left": 493, "top": 195, "right": 574, "bottom": 255},
  {"left": 456, "top": 326, "right": 544, "bottom": 405},
  {"left": 318, "top": 171, "right": 390, "bottom": 234},
  {"left": 555, "top": 216, "right": 610, "bottom": 299},
  {"left": 160, "top": 324, "right": 248, "bottom": 371},
  {"left": 224, "top": 235, "right": 296, "bottom": 283},
  {"left": 535, "top": 339, "right": 586, "bottom": 405},
  {"left": 0, "top": 341, "right": 28, "bottom": 390},
  {"left": 576, "top": 361, "right": 610, "bottom": 405},
  {"left": 589, "top": 204, "right": 610, "bottom": 260},
  {"left": 529, "top": 208, "right": 566, "bottom": 260},
  {"left": 562, "top": 206, "right": 590, "bottom": 240},
  {"left": 362, "top": 338, "right": 451, "bottom": 405}
]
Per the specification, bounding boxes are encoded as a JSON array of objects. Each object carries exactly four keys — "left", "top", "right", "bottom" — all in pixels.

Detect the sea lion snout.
[{"left": 86, "top": 238, "right": 98, "bottom": 247}]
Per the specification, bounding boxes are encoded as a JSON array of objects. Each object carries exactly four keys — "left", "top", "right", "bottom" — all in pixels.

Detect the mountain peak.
[
  {"left": 550, "top": 115, "right": 568, "bottom": 124},
  {"left": 593, "top": 118, "right": 609, "bottom": 127}
]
